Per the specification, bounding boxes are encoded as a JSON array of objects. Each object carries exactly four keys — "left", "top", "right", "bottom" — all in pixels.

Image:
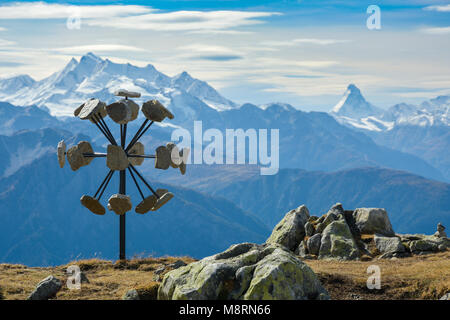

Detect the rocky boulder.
[
  {"left": 158, "top": 242, "right": 329, "bottom": 300},
  {"left": 266, "top": 205, "right": 309, "bottom": 252},
  {"left": 374, "top": 234, "right": 406, "bottom": 254},
  {"left": 319, "top": 220, "right": 360, "bottom": 260},
  {"left": 28, "top": 275, "right": 62, "bottom": 300},
  {"left": 353, "top": 208, "right": 395, "bottom": 236}
]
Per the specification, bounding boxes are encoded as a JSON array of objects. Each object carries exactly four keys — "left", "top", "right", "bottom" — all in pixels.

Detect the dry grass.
[
  {"left": 0, "top": 256, "right": 195, "bottom": 300},
  {"left": 0, "top": 252, "right": 448, "bottom": 300},
  {"left": 305, "top": 250, "right": 450, "bottom": 300}
]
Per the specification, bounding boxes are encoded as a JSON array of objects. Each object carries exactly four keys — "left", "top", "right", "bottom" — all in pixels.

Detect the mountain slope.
[
  {"left": 0, "top": 128, "right": 84, "bottom": 177},
  {"left": 0, "top": 152, "right": 269, "bottom": 266},
  {"left": 153, "top": 165, "right": 450, "bottom": 234}
]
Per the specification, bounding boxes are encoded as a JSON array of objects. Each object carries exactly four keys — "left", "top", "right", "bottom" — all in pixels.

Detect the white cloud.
[
  {"left": 0, "top": 38, "right": 15, "bottom": 46},
  {"left": 0, "top": 27, "right": 6, "bottom": 31},
  {"left": 0, "top": 2, "right": 153, "bottom": 19},
  {"left": 52, "top": 44, "right": 146, "bottom": 54},
  {"left": 86, "top": 10, "right": 280, "bottom": 32},
  {"left": 421, "top": 26, "right": 450, "bottom": 34},
  {"left": 424, "top": 5, "right": 450, "bottom": 12}
]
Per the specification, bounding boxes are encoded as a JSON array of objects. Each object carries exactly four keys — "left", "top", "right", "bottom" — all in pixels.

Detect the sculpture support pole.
[{"left": 119, "top": 124, "right": 126, "bottom": 260}]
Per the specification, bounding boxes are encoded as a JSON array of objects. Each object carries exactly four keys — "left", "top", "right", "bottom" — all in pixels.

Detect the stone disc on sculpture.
[
  {"left": 78, "top": 99, "right": 107, "bottom": 121},
  {"left": 114, "top": 89, "right": 141, "bottom": 98},
  {"left": 80, "top": 195, "right": 106, "bottom": 215},
  {"left": 108, "top": 194, "right": 132, "bottom": 215},
  {"left": 135, "top": 195, "right": 158, "bottom": 214},
  {"left": 128, "top": 142, "right": 145, "bottom": 166},
  {"left": 57, "top": 140, "right": 66, "bottom": 168},
  {"left": 107, "top": 145, "right": 129, "bottom": 171},
  {"left": 141, "top": 100, "right": 174, "bottom": 122},
  {"left": 77, "top": 141, "right": 94, "bottom": 165},
  {"left": 155, "top": 146, "right": 171, "bottom": 170}
]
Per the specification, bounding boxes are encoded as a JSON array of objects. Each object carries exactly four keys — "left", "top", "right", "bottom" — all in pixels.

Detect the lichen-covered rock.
[
  {"left": 409, "top": 236, "right": 450, "bottom": 253},
  {"left": 158, "top": 243, "right": 329, "bottom": 300},
  {"left": 319, "top": 220, "right": 360, "bottom": 260},
  {"left": 307, "top": 233, "right": 322, "bottom": 256},
  {"left": 305, "top": 222, "right": 315, "bottom": 237},
  {"left": 123, "top": 289, "right": 140, "bottom": 300},
  {"left": 316, "top": 212, "right": 338, "bottom": 234},
  {"left": 266, "top": 205, "right": 310, "bottom": 252},
  {"left": 374, "top": 234, "right": 406, "bottom": 254},
  {"left": 353, "top": 208, "right": 395, "bottom": 236},
  {"left": 28, "top": 276, "right": 62, "bottom": 300}
]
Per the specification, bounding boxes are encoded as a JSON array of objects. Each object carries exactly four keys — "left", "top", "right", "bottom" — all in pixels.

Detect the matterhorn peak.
[{"left": 331, "top": 84, "right": 381, "bottom": 119}]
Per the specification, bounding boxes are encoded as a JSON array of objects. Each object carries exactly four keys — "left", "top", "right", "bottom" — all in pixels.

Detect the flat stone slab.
[
  {"left": 135, "top": 194, "right": 158, "bottom": 214},
  {"left": 155, "top": 146, "right": 171, "bottom": 170},
  {"left": 114, "top": 89, "right": 141, "bottom": 98},
  {"left": 108, "top": 194, "right": 132, "bottom": 215},
  {"left": 107, "top": 145, "right": 129, "bottom": 171},
  {"left": 80, "top": 195, "right": 105, "bottom": 215},
  {"left": 142, "top": 100, "right": 174, "bottom": 122},
  {"left": 57, "top": 140, "right": 66, "bottom": 168},
  {"left": 128, "top": 142, "right": 145, "bottom": 166},
  {"left": 78, "top": 98, "right": 107, "bottom": 121}
]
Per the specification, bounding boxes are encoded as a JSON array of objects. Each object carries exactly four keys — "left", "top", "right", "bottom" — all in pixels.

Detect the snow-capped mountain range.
[
  {"left": 0, "top": 52, "right": 237, "bottom": 118},
  {"left": 0, "top": 52, "right": 448, "bottom": 132},
  {"left": 331, "top": 84, "right": 450, "bottom": 132}
]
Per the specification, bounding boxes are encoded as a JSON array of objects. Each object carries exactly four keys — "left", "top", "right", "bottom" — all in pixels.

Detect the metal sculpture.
[{"left": 57, "top": 89, "right": 189, "bottom": 260}]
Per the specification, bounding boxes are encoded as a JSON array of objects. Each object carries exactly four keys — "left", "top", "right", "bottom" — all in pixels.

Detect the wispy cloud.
[
  {"left": 87, "top": 10, "right": 280, "bottom": 32},
  {"left": 263, "top": 38, "right": 349, "bottom": 47},
  {"left": 178, "top": 44, "right": 244, "bottom": 61},
  {"left": 52, "top": 44, "right": 146, "bottom": 54},
  {"left": 0, "top": 27, "right": 6, "bottom": 31},
  {"left": 424, "top": 4, "right": 450, "bottom": 12},
  {"left": 0, "top": 2, "right": 153, "bottom": 19},
  {"left": 421, "top": 26, "right": 450, "bottom": 34}
]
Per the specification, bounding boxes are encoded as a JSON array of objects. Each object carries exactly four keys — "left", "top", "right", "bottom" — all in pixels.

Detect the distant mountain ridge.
[
  {"left": 0, "top": 52, "right": 237, "bottom": 118},
  {"left": 331, "top": 84, "right": 450, "bottom": 132}
]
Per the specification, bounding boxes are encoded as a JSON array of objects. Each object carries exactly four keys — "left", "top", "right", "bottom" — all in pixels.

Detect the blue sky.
[{"left": 0, "top": 0, "right": 449, "bottom": 111}]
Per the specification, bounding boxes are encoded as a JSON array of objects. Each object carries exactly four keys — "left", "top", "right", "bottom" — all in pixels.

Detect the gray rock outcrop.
[
  {"left": 318, "top": 220, "right": 360, "bottom": 260},
  {"left": 266, "top": 205, "right": 309, "bottom": 251},
  {"left": 158, "top": 243, "right": 329, "bottom": 300},
  {"left": 353, "top": 208, "right": 395, "bottom": 236}
]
